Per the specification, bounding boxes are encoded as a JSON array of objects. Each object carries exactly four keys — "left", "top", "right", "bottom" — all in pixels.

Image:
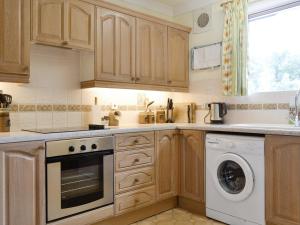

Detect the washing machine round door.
[{"left": 212, "top": 153, "right": 254, "bottom": 202}]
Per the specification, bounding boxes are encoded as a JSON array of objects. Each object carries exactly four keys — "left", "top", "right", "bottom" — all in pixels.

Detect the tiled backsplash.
[{"left": 0, "top": 45, "right": 298, "bottom": 131}]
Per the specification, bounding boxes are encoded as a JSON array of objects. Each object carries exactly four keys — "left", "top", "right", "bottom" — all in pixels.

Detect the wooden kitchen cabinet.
[
  {"left": 65, "top": 0, "right": 95, "bottom": 50},
  {"left": 0, "top": 0, "right": 30, "bottom": 83},
  {"left": 265, "top": 135, "right": 300, "bottom": 225},
  {"left": 156, "top": 130, "right": 179, "bottom": 201},
  {"left": 167, "top": 27, "right": 189, "bottom": 88},
  {"left": 136, "top": 19, "right": 167, "bottom": 85},
  {"left": 32, "top": 0, "right": 65, "bottom": 45},
  {"left": 32, "top": 0, "right": 95, "bottom": 50},
  {"left": 96, "top": 7, "right": 135, "bottom": 83},
  {"left": 0, "top": 141, "right": 45, "bottom": 225},
  {"left": 179, "top": 130, "right": 205, "bottom": 203}
]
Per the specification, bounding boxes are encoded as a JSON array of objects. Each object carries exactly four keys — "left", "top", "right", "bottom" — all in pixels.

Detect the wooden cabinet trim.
[{"left": 85, "top": 0, "right": 191, "bottom": 33}]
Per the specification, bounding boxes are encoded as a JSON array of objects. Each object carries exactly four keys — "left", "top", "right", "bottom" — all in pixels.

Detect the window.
[{"left": 248, "top": 2, "right": 300, "bottom": 94}]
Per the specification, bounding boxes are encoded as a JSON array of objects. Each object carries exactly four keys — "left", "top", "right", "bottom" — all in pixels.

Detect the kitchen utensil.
[
  {"left": 187, "top": 103, "right": 196, "bottom": 123},
  {"left": 204, "top": 102, "right": 227, "bottom": 124},
  {"left": 166, "top": 98, "right": 174, "bottom": 123},
  {"left": 0, "top": 112, "right": 10, "bottom": 132},
  {"left": 0, "top": 94, "right": 12, "bottom": 108},
  {"left": 156, "top": 109, "right": 166, "bottom": 123}
]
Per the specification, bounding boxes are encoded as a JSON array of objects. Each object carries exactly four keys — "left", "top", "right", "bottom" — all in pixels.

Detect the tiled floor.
[{"left": 131, "top": 208, "right": 225, "bottom": 225}]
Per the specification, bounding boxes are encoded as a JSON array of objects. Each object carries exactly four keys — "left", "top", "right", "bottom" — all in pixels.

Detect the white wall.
[
  {"left": 1, "top": 1, "right": 297, "bottom": 131},
  {"left": 172, "top": 0, "right": 297, "bottom": 124}
]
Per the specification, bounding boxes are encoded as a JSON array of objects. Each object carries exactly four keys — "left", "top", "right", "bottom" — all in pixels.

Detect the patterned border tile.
[
  {"left": 237, "top": 104, "right": 249, "bottom": 110},
  {"left": 37, "top": 104, "right": 53, "bottom": 112},
  {"left": 53, "top": 104, "right": 67, "bottom": 112},
  {"left": 68, "top": 105, "right": 81, "bottom": 112},
  {"left": 249, "top": 104, "right": 262, "bottom": 110},
  {"left": 263, "top": 103, "right": 277, "bottom": 110},
  {"left": 19, "top": 104, "right": 36, "bottom": 112}
]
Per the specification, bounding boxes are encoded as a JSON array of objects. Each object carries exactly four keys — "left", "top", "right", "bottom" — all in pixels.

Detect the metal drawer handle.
[
  {"left": 133, "top": 158, "right": 140, "bottom": 163},
  {"left": 134, "top": 198, "right": 140, "bottom": 204},
  {"left": 133, "top": 178, "right": 139, "bottom": 183},
  {"left": 133, "top": 139, "right": 139, "bottom": 144}
]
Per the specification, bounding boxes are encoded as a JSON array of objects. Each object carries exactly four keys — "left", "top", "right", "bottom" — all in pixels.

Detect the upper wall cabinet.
[
  {"left": 96, "top": 7, "right": 135, "bottom": 83},
  {"left": 136, "top": 19, "right": 167, "bottom": 85},
  {"left": 168, "top": 27, "right": 189, "bottom": 88},
  {"left": 0, "top": 0, "right": 30, "bottom": 83},
  {"left": 80, "top": 2, "right": 191, "bottom": 92},
  {"left": 32, "top": 0, "right": 95, "bottom": 50}
]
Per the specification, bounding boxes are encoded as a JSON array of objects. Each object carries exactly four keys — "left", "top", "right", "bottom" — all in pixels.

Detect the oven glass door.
[
  {"left": 60, "top": 152, "right": 104, "bottom": 208},
  {"left": 47, "top": 150, "right": 114, "bottom": 222}
]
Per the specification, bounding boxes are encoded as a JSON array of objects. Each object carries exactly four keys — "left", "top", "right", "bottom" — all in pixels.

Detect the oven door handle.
[{"left": 46, "top": 149, "right": 113, "bottom": 163}]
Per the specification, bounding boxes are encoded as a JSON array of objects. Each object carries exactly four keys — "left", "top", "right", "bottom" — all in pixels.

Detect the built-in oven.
[{"left": 46, "top": 136, "right": 114, "bottom": 222}]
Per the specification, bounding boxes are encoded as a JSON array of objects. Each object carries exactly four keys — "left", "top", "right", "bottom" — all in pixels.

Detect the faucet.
[{"left": 295, "top": 89, "right": 300, "bottom": 127}]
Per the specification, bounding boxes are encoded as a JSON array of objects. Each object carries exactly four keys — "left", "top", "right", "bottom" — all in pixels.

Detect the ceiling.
[{"left": 155, "top": 0, "right": 191, "bottom": 6}]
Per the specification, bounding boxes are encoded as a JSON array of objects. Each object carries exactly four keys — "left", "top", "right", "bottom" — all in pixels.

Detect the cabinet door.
[
  {"left": 136, "top": 19, "right": 167, "bottom": 85},
  {"left": 167, "top": 27, "right": 189, "bottom": 88},
  {"left": 156, "top": 130, "right": 178, "bottom": 200},
  {"left": 32, "top": 0, "right": 65, "bottom": 45},
  {"left": 0, "top": 0, "right": 30, "bottom": 80},
  {"left": 179, "top": 130, "right": 204, "bottom": 203},
  {"left": 0, "top": 141, "right": 45, "bottom": 225},
  {"left": 65, "top": 0, "right": 95, "bottom": 50},
  {"left": 96, "top": 7, "right": 135, "bottom": 83},
  {"left": 266, "top": 135, "right": 300, "bottom": 225}
]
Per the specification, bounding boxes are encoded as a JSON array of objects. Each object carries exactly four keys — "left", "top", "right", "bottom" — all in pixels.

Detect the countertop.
[{"left": 0, "top": 123, "right": 300, "bottom": 144}]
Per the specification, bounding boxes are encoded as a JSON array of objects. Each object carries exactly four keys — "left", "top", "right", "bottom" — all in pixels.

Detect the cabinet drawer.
[
  {"left": 115, "top": 148, "right": 154, "bottom": 172},
  {"left": 115, "top": 132, "right": 154, "bottom": 150},
  {"left": 115, "top": 167, "right": 155, "bottom": 194},
  {"left": 115, "top": 186, "right": 155, "bottom": 215}
]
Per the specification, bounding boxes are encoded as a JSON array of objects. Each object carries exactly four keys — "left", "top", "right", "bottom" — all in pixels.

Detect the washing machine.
[{"left": 206, "top": 133, "right": 265, "bottom": 225}]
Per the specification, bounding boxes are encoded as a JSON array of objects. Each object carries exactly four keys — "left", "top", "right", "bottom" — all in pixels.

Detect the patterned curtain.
[{"left": 222, "top": 0, "right": 248, "bottom": 96}]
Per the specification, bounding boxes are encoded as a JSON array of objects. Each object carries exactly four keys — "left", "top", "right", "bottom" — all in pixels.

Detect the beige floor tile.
[{"left": 132, "top": 208, "right": 225, "bottom": 225}]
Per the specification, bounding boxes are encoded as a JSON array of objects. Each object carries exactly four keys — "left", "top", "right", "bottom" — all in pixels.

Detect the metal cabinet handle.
[
  {"left": 133, "top": 139, "right": 139, "bottom": 144},
  {"left": 61, "top": 41, "right": 68, "bottom": 45},
  {"left": 133, "top": 178, "right": 139, "bottom": 183},
  {"left": 134, "top": 198, "right": 140, "bottom": 204},
  {"left": 135, "top": 77, "right": 140, "bottom": 82},
  {"left": 133, "top": 158, "right": 140, "bottom": 163},
  {"left": 168, "top": 80, "right": 172, "bottom": 84},
  {"left": 23, "top": 66, "right": 29, "bottom": 72},
  {"left": 131, "top": 77, "right": 135, "bottom": 81}
]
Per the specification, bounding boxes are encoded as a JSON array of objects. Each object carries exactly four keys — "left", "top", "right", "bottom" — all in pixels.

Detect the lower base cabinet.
[
  {"left": 266, "top": 135, "right": 300, "bottom": 225},
  {"left": 179, "top": 130, "right": 205, "bottom": 209},
  {"left": 156, "top": 130, "right": 179, "bottom": 201},
  {"left": 0, "top": 141, "right": 45, "bottom": 225}
]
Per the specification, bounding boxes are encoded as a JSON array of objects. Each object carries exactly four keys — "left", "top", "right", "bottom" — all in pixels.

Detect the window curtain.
[{"left": 222, "top": 0, "right": 248, "bottom": 96}]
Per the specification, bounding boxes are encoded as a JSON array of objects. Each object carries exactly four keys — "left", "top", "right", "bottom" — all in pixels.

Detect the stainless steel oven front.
[{"left": 46, "top": 136, "right": 114, "bottom": 222}]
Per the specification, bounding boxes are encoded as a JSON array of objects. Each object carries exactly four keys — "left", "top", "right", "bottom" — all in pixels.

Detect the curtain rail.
[{"left": 249, "top": 0, "right": 300, "bottom": 20}]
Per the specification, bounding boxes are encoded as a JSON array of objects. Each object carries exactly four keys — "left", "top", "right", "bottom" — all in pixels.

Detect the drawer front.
[
  {"left": 115, "top": 132, "right": 154, "bottom": 150},
  {"left": 115, "top": 186, "right": 155, "bottom": 215},
  {"left": 115, "top": 167, "right": 155, "bottom": 194},
  {"left": 115, "top": 148, "right": 154, "bottom": 172}
]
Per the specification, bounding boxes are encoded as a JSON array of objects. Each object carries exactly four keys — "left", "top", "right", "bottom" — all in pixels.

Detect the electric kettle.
[{"left": 204, "top": 102, "right": 227, "bottom": 124}]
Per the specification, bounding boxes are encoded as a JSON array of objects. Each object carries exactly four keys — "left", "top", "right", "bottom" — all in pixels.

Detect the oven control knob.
[
  {"left": 80, "top": 145, "right": 86, "bottom": 151},
  {"left": 91, "top": 144, "right": 98, "bottom": 150},
  {"left": 69, "top": 146, "right": 75, "bottom": 152}
]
